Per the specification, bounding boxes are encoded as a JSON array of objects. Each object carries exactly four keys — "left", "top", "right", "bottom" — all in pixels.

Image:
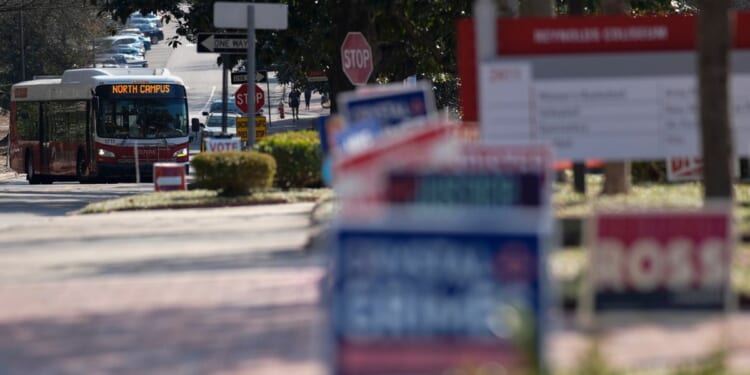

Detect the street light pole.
[{"left": 20, "top": 10, "right": 25, "bottom": 81}]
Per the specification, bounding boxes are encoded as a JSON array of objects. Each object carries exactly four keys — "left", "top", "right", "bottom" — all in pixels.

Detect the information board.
[
  {"left": 333, "top": 227, "right": 544, "bottom": 375},
  {"left": 480, "top": 62, "right": 750, "bottom": 160}
]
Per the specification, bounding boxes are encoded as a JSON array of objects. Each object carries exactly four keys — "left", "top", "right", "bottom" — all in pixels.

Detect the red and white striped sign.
[
  {"left": 154, "top": 162, "right": 187, "bottom": 192},
  {"left": 667, "top": 157, "right": 703, "bottom": 182}
]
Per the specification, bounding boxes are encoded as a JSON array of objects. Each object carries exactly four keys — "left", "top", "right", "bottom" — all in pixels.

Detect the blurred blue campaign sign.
[
  {"left": 337, "top": 81, "right": 437, "bottom": 127},
  {"left": 334, "top": 119, "right": 382, "bottom": 155},
  {"left": 332, "top": 226, "right": 546, "bottom": 375},
  {"left": 385, "top": 143, "right": 554, "bottom": 208}
]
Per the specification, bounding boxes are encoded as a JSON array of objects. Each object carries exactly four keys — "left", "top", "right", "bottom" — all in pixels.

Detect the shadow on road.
[
  {"left": 53, "top": 247, "right": 325, "bottom": 278},
  {"left": 0, "top": 301, "right": 326, "bottom": 375}
]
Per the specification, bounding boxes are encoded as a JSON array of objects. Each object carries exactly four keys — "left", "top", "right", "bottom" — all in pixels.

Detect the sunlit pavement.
[{"left": 0, "top": 203, "right": 330, "bottom": 375}]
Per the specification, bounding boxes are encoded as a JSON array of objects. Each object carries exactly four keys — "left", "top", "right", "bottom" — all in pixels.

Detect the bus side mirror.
[
  {"left": 191, "top": 118, "right": 201, "bottom": 133},
  {"left": 92, "top": 96, "right": 99, "bottom": 113}
]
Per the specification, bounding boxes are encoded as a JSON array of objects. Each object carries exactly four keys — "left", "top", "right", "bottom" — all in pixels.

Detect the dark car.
[
  {"left": 127, "top": 18, "right": 164, "bottom": 43},
  {"left": 202, "top": 97, "right": 263, "bottom": 117}
]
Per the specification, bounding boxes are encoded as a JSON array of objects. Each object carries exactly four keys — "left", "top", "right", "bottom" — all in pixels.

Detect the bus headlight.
[
  {"left": 98, "top": 148, "right": 115, "bottom": 158},
  {"left": 172, "top": 148, "right": 188, "bottom": 158}
]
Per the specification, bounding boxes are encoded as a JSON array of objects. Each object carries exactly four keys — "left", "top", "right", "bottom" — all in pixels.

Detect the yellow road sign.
[
  {"left": 237, "top": 117, "right": 249, "bottom": 143},
  {"left": 255, "top": 116, "right": 267, "bottom": 141}
]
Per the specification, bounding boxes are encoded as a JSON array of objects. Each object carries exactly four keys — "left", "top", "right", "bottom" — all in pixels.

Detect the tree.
[
  {"left": 698, "top": 0, "right": 733, "bottom": 200},
  {"left": 598, "top": 0, "right": 632, "bottom": 196},
  {"left": 94, "top": 0, "right": 472, "bottom": 114},
  {"left": 0, "top": 0, "right": 110, "bottom": 108}
]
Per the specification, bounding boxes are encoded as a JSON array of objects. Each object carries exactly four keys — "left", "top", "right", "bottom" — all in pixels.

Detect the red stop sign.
[
  {"left": 341, "top": 32, "right": 373, "bottom": 86},
  {"left": 234, "top": 83, "right": 265, "bottom": 114}
]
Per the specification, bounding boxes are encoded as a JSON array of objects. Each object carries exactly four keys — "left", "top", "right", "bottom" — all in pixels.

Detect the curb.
[{"left": 0, "top": 172, "right": 17, "bottom": 181}]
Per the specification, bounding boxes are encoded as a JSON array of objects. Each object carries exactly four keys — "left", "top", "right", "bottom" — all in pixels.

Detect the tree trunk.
[
  {"left": 569, "top": 0, "right": 587, "bottom": 193},
  {"left": 698, "top": 0, "right": 733, "bottom": 200},
  {"left": 599, "top": 0, "right": 631, "bottom": 195},
  {"left": 519, "top": 0, "right": 553, "bottom": 16}
]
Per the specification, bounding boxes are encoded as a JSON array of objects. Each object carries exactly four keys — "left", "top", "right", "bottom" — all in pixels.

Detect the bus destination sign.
[{"left": 110, "top": 84, "right": 172, "bottom": 95}]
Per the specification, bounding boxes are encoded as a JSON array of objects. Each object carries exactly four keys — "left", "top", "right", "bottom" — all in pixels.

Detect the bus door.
[{"left": 38, "top": 103, "right": 52, "bottom": 175}]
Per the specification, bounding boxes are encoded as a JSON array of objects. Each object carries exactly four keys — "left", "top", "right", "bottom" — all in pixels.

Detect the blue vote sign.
[
  {"left": 332, "top": 227, "right": 545, "bottom": 375},
  {"left": 337, "top": 81, "right": 437, "bottom": 127}
]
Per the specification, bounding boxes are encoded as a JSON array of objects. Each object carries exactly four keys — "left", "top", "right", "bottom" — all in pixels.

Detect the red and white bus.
[{"left": 8, "top": 68, "right": 189, "bottom": 184}]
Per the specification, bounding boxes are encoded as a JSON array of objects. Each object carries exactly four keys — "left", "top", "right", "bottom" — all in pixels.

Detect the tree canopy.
[
  {"left": 94, "top": 0, "right": 472, "bottom": 112},
  {"left": 0, "top": 0, "right": 109, "bottom": 108}
]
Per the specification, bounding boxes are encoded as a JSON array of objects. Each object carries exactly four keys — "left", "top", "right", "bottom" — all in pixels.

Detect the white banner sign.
[{"left": 480, "top": 61, "right": 750, "bottom": 160}]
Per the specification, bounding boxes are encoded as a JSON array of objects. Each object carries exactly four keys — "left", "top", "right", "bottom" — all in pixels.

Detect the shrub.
[
  {"left": 254, "top": 130, "right": 323, "bottom": 189},
  {"left": 632, "top": 160, "right": 667, "bottom": 184},
  {"left": 191, "top": 150, "right": 276, "bottom": 196}
]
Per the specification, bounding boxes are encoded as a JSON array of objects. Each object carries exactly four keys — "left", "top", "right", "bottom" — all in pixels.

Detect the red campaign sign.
[
  {"left": 234, "top": 84, "right": 265, "bottom": 113},
  {"left": 591, "top": 211, "right": 731, "bottom": 310},
  {"left": 667, "top": 157, "right": 704, "bottom": 181},
  {"left": 333, "top": 121, "right": 460, "bottom": 216},
  {"left": 456, "top": 12, "right": 750, "bottom": 123},
  {"left": 341, "top": 32, "right": 373, "bottom": 86},
  {"left": 338, "top": 340, "right": 521, "bottom": 375}
]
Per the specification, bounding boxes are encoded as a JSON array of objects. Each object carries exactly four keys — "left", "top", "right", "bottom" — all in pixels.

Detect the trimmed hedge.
[
  {"left": 254, "top": 130, "right": 323, "bottom": 189},
  {"left": 191, "top": 150, "right": 276, "bottom": 196}
]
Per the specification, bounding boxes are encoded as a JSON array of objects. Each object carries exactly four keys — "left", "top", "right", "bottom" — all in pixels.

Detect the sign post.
[
  {"left": 340, "top": 32, "right": 373, "bottom": 86},
  {"left": 214, "top": 2, "right": 287, "bottom": 147}
]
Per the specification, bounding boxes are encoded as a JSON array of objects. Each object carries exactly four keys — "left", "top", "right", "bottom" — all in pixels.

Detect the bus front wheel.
[{"left": 77, "top": 151, "right": 93, "bottom": 184}]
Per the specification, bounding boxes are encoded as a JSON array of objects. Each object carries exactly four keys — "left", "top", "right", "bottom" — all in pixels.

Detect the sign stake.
[{"left": 247, "top": 5, "right": 256, "bottom": 148}]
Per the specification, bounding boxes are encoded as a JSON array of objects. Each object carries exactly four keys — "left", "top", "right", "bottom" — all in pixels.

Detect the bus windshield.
[{"left": 95, "top": 84, "right": 188, "bottom": 139}]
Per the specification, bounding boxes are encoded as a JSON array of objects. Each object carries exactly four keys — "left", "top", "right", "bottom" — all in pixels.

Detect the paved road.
[{"left": 0, "top": 203, "right": 330, "bottom": 375}]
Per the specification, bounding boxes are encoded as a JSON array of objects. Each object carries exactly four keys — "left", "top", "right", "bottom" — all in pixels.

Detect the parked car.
[
  {"left": 116, "top": 28, "right": 151, "bottom": 50},
  {"left": 95, "top": 36, "right": 145, "bottom": 57},
  {"left": 95, "top": 53, "right": 148, "bottom": 68},
  {"left": 126, "top": 18, "right": 164, "bottom": 43},
  {"left": 129, "top": 11, "right": 163, "bottom": 27}
]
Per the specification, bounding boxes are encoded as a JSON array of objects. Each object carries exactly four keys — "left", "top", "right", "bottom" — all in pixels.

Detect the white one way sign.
[{"left": 197, "top": 33, "right": 248, "bottom": 54}]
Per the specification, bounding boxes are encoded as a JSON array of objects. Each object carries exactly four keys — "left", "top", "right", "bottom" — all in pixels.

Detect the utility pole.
[
  {"left": 20, "top": 10, "right": 25, "bottom": 81},
  {"left": 698, "top": 0, "right": 733, "bottom": 200}
]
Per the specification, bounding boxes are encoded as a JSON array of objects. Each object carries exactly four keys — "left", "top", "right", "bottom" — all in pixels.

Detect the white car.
[
  {"left": 94, "top": 53, "right": 148, "bottom": 68},
  {"left": 202, "top": 113, "right": 241, "bottom": 137},
  {"left": 95, "top": 35, "right": 145, "bottom": 56},
  {"left": 116, "top": 28, "right": 152, "bottom": 50}
]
